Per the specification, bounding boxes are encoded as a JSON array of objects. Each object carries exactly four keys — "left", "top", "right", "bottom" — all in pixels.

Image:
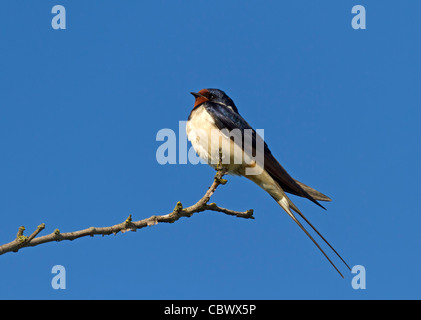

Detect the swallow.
[{"left": 187, "top": 88, "right": 350, "bottom": 277}]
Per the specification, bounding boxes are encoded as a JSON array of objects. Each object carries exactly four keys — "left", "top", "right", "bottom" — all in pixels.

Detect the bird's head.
[{"left": 190, "top": 88, "right": 238, "bottom": 113}]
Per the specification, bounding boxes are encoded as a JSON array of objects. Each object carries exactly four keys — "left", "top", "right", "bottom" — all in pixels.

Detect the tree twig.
[{"left": 0, "top": 169, "right": 254, "bottom": 256}]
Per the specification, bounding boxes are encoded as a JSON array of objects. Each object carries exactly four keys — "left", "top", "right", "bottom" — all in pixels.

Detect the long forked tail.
[{"left": 276, "top": 195, "right": 351, "bottom": 278}]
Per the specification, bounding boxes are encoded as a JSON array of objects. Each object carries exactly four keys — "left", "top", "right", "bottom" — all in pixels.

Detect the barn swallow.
[{"left": 187, "top": 88, "right": 350, "bottom": 277}]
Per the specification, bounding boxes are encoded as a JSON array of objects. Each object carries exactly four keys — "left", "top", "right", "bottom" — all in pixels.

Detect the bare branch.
[{"left": 0, "top": 169, "right": 254, "bottom": 256}]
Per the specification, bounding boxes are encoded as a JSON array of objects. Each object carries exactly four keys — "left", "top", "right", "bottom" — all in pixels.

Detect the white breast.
[
  {"left": 186, "top": 106, "right": 244, "bottom": 174},
  {"left": 187, "top": 106, "right": 215, "bottom": 162}
]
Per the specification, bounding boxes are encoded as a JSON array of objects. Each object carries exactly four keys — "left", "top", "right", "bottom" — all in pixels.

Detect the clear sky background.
[{"left": 0, "top": 1, "right": 420, "bottom": 299}]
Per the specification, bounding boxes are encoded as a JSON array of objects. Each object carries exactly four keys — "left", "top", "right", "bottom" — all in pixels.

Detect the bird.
[{"left": 186, "top": 88, "right": 350, "bottom": 277}]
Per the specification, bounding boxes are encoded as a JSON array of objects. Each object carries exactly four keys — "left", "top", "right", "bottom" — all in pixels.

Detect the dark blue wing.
[{"left": 204, "top": 102, "right": 326, "bottom": 209}]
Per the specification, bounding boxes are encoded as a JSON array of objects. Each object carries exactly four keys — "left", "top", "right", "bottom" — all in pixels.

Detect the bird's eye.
[{"left": 209, "top": 94, "right": 215, "bottom": 100}]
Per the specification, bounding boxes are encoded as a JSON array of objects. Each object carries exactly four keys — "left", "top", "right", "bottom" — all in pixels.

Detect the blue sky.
[{"left": 0, "top": 1, "right": 420, "bottom": 299}]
